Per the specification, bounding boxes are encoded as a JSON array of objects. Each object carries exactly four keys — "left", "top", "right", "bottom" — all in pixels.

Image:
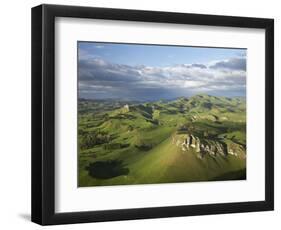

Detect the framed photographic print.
[{"left": 31, "top": 4, "right": 274, "bottom": 225}]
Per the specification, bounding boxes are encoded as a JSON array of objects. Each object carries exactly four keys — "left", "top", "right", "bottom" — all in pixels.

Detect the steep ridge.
[{"left": 172, "top": 133, "right": 246, "bottom": 159}]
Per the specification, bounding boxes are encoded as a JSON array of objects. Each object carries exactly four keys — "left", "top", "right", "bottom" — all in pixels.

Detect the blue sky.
[
  {"left": 78, "top": 42, "right": 246, "bottom": 100},
  {"left": 78, "top": 42, "right": 245, "bottom": 67}
]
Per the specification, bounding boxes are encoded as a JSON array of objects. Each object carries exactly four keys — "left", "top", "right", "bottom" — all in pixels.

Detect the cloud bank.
[{"left": 78, "top": 56, "right": 246, "bottom": 100}]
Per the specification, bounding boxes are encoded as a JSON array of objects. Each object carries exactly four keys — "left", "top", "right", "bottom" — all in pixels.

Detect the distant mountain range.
[{"left": 79, "top": 93, "right": 246, "bottom": 104}]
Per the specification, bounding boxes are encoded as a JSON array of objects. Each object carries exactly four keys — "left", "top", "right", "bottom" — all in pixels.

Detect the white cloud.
[
  {"left": 78, "top": 57, "right": 246, "bottom": 100},
  {"left": 209, "top": 57, "right": 246, "bottom": 71},
  {"left": 95, "top": 45, "right": 104, "bottom": 49}
]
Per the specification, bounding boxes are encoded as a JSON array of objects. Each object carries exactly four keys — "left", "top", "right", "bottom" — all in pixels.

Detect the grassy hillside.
[{"left": 78, "top": 94, "right": 246, "bottom": 187}]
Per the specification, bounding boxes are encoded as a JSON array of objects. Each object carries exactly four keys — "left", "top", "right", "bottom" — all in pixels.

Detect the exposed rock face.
[
  {"left": 173, "top": 133, "right": 245, "bottom": 159},
  {"left": 195, "top": 137, "right": 200, "bottom": 153},
  {"left": 123, "top": 104, "right": 130, "bottom": 112},
  {"left": 190, "top": 135, "right": 196, "bottom": 148}
]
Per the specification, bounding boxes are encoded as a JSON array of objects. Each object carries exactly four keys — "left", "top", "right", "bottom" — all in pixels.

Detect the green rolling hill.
[{"left": 78, "top": 94, "right": 246, "bottom": 187}]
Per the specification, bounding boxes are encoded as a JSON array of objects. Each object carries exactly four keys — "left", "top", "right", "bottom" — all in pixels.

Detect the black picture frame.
[{"left": 31, "top": 4, "right": 274, "bottom": 225}]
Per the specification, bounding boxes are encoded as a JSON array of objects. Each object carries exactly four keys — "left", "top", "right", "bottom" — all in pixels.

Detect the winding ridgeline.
[{"left": 78, "top": 94, "right": 246, "bottom": 186}]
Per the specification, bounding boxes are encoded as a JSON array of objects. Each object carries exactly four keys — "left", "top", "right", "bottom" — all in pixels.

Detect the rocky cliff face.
[{"left": 172, "top": 133, "right": 245, "bottom": 159}]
